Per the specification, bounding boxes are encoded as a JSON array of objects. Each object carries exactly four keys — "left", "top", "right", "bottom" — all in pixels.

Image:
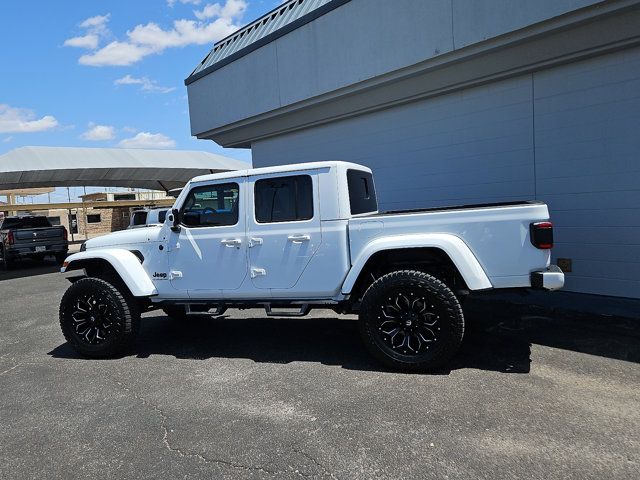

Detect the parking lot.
[{"left": 1, "top": 262, "right": 638, "bottom": 480}]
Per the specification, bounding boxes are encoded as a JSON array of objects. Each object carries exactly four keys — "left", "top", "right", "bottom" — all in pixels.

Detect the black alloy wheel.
[
  {"left": 59, "top": 277, "right": 140, "bottom": 358},
  {"left": 359, "top": 270, "right": 464, "bottom": 371}
]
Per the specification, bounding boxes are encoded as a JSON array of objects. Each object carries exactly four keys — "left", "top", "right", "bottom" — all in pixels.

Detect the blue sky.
[{"left": 0, "top": 0, "right": 281, "bottom": 203}]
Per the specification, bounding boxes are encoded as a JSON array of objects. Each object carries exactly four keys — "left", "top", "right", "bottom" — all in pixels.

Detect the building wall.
[
  {"left": 75, "top": 207, "right": 131, "bottom": 239},
  {"left": 252, "top": 47, "right": 640, "bottom": 299},
  {"left": 47, "top": 207, "right": 132, "bottom": 241},
  {"left": 188, "top": 0, "right": 604, "bottom": 136}
]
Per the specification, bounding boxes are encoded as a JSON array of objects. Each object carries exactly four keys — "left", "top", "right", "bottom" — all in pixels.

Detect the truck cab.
[{"left": 59, "top": 161, "right": 563, "bottom": 371}]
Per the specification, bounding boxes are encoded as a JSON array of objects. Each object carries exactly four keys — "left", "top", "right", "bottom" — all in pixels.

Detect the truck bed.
[
  {"left": 348, "top": 201, "right": 552, "bottom": 289},
  {"left": 366, "top": 200, "right": 543, "bottom": 217}
]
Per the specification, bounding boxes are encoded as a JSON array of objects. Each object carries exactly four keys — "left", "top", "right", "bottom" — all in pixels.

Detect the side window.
[
  {"left": 181, "top": 182, "right": 239, "bottom": 227},
  {"left": 347, "top": 169, "right": 378, "bottom": 215},
  {"left": 254, "top": 175, "right": 313, "bottom": 223},
  {"left": 131, "top": 211, "right": 147, "bottom": 226}
]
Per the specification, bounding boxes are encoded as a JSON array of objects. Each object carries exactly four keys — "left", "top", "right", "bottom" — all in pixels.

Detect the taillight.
[
  {"left": 62, "top": 227, "right": 68, "bottom": 241},
  {"left": 7, "top": 231, "right": 14, "bottom": 245},
  {"left": 530, "top": 221, "right": 553, "bottom": 249}
]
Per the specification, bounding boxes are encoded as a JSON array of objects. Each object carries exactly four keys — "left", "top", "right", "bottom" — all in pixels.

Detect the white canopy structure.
[{"left": 0, "top": 146, "right": 249, "bottom": 192}]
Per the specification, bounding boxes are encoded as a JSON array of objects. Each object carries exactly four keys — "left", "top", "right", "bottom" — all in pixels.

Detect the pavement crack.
[
  {"left": 111, "top": 378, "right": 282, "bottom": 477},
  {"left": 0, "top": 358, "right": 32, "bottom": 376},
  {"left": 290, "top": 444, "right": 340, "bottom": 480}
]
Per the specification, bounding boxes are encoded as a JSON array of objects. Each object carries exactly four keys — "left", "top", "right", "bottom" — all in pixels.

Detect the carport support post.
[
  {"left": 66, "top": 188, "right": 75, "bottom": 243},
  {"left": 82, "top": 186, "right": 88, "bottom": 241}
]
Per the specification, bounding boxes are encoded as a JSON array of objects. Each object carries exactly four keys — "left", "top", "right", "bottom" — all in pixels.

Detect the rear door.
[{"left": 247, "top": 172, "right": 321, "bottom": 290}]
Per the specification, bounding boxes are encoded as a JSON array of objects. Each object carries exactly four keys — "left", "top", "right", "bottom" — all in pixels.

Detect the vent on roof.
[{"left": 187, "top": 0, "right": 346, "bottom": 83}]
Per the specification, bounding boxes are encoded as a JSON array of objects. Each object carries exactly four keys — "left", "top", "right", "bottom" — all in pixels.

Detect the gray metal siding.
[
  {"left": 534, "top": 48, "right": 640, "bottom": 298},
  {"left": 189, "top": 0, "right": 605, "bottom": 137},
  {"left": 252, "top": 48, "right": 640, "bottom": 299},
  {"left": 253, "top": 75, "right": 535, "bottom": 209},
  {"left": 451, "top": 0, "right": 602, "bottom": 49}
]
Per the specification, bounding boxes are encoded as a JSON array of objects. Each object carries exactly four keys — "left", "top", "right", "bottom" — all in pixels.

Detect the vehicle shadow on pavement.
[
  {"left": 49, "top": 313, "right": 526, "bottom": 373},
  {"left": 0, "top": 260, "right": 61, "bottom": 281},
  {"left": 49, "top": 305, "right": 639, "bottom": 374}
]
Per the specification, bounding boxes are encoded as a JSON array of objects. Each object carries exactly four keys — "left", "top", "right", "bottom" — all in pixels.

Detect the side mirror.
[{"left": 169, "top": 208, "right": 181, "bottom": 232}]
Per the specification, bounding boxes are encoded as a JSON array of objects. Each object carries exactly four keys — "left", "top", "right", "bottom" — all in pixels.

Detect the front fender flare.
[
  {"left": 61, "top": 249, "right": 157, "bottom": 297},
  {"left": 342, "top": 233, "right": 492, "bottom": 294}
]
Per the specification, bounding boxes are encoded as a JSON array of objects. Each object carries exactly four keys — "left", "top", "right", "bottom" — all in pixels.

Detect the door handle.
[
  {"left": 251, "top": 267, "right": 266, "bottom": 278},
  {"left": 248, "top": 237, "right": 263, "bottom": 248},
  {"left": 287, "top": 234, "right": 311, "bottom": 243},
  {"left": 221, "top": 238, "right": 241, "bottom": 247}
]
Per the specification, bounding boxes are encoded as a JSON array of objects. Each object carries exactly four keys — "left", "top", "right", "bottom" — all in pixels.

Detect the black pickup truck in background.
[{"left": 0, "top": 216, "right": 68, "bottom": 269}]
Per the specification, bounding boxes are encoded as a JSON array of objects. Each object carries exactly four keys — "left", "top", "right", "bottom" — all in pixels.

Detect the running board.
[
  {"left": 264, "top": 304, "right": 311, "bottom": 317},
  {"left": 185, "top": 304, "right": 227, "bottom": 316}
]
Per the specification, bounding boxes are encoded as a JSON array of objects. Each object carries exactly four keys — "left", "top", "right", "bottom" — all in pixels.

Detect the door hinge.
[{"left": 250, "top": 267, "right": 266, "bottom": 278}]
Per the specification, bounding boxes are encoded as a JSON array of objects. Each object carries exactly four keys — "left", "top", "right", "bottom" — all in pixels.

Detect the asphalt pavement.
[{"left": 1, "top": 260, "right": 638, "bottom": 479}]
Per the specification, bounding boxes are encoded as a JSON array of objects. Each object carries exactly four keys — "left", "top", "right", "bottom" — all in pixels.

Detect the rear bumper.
[
  {"left": 5, "top": 243, "right": 68, "bottom": 258},
  {"left": 531, "top": 265, "right": 564, "bottom": 291}
]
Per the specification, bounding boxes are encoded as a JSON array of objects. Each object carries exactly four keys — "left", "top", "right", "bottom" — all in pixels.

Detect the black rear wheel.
[
  {"left": 59, "top": 277, "right": 140, "bottom": 358},
  {"left": 0, "top": 246, "right": 14, "bottom": 270},
  {"left": 359, "top": 270, "right": 464, "bottom": 372}
]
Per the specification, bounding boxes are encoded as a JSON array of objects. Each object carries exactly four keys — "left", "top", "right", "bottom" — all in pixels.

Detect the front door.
[
  {"left": 247, "top": 172, "right": 321, "bottom": 290},
  {"left": 168, "top": 180, "right": 247, "bottom": 297}
]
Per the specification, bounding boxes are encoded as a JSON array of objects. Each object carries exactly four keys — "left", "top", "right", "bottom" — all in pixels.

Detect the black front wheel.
[
  {"left": 59, "top": 277, "right": 140, "bottom": 358},
  {"left": 359, "top": 270, "right": 464, "bottom": 372}
]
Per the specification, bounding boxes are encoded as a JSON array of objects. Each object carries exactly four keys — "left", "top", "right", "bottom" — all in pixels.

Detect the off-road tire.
[
  {"left": 359, "top": 270, "right": 464, "bottom": 372},
  {"left": 0, "top": 246, "right": 14, "bottom": 270},
  {"left": 59, "top": 277, "right": 140, "bottom": 358}
]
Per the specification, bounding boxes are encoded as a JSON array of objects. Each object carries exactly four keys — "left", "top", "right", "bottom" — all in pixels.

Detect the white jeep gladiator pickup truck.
[{"left": 59, "top": 161, "right": 563, "bottom": 371}]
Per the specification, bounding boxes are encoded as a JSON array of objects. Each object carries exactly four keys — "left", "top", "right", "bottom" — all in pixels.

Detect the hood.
[{"left": 85, "top": 226, "right": 163, "bottom": 250}]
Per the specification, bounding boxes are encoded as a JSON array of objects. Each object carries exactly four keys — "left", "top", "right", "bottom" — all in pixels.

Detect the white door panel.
[
  {"left": 248, "top": 172, "right": 321, "bottom": 290},
  {"left": 168, "top": 179, "right": 247, "bottom": 297}
]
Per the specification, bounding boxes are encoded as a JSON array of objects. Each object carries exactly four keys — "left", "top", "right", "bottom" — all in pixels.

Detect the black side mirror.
[{"left": 169, "top": 208, "right": 181, "bottom": 232}]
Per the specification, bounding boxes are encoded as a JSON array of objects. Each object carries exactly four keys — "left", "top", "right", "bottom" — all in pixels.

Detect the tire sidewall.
[
  {"left": 359, "top": 270, "right": 464, "bottom": 371},
  {"left": 59, "top": 277, "right": 137, "bottom": 358}
]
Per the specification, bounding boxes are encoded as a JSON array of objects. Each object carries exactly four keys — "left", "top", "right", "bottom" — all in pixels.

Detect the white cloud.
[
  {"left": 64, "top": 14, "right": 111, "bottom": 50},
  {"left": 79, "top": 41, "right": 153, "bottom": 66},
  {"left": 168, "top": 0, "right": 202, "bottom": 6},
  {"left": 2, "top": 136, "right": 13, "bottom": 143},
  {"left": 64, "top": 34, "right": 99, "bottom": 49},
  {"left": 0, "top": 104, "right": 59, "bottom": 133},
  {"left": 118, "top": 132, "right": 176, "bottom": 149},
  {"left": 77, "top": 1, "right": 246, "bottom": 67},
  {"left": 80, "top": 14, "right": 111, "bottom": 33},
  {"left": 114, "top": 74, "right": 175, "bottom": 94},
  {"left": 81, "top": 123, "right": 115, "bottom": 141},
  {"left": 194, "top": 0, "right": 246, "bottom": 20}
]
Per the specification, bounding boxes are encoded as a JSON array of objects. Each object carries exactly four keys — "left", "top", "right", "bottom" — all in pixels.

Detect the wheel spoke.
[
  {"left": 395, "top": 294, "right": 410, "bottom": 310},
  {"left": 68, "top": 293, "right": 116, "bottom": 346},
  {"left": 372, "top": 288, "right": 445, "bottom": 356}
]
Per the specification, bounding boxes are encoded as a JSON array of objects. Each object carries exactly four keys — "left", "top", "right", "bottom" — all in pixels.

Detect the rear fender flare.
[
  {"left": 61, "top": 249, "right": 157, "bottom": 297},
  {"left": 342, "top": 233, "right": 492, "bottom": 294}
]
